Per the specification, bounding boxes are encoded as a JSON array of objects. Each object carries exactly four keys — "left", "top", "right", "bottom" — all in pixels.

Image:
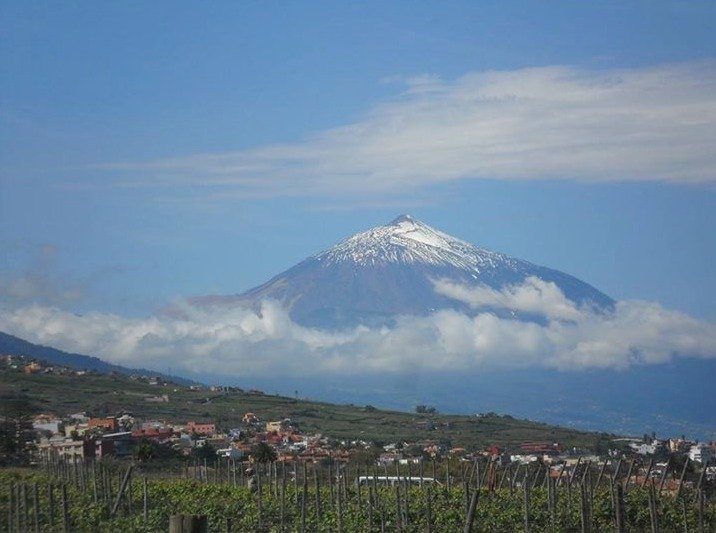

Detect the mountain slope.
[
  {"left": 195, "top": 215, "right": 613, "bottom": 328},
  {"left": 0, "top": 331, "right": 195, "bottom": 385},
  {"left": 0, "top": 362, "right": 610, "bottom": 450}
]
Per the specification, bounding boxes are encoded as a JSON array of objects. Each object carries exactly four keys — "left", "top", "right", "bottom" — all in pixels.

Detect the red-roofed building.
[
  {"left": 132, "top": 427, "right": 174, "bottom": 441},
  {"left": 520, "top": 442, "right": 561, "bottom": 454},
  {"left": 186, "top": 421, "right": 215, "bottom": 436},
  {"left": 88, "top": 417, "right": 119, "bottom": 433}
]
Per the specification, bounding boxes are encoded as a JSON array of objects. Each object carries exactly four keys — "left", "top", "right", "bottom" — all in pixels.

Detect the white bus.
[{"left": 356, "top": 476, "right": 442, "bottom": 487}]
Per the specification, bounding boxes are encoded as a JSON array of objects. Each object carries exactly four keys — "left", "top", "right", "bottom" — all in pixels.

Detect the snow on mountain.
[
  {"left": 193, "top": 215, "right": 613, "bottom": 328},
  {"left": 316, "top": 214, "right": 518, "bottom": 272}
]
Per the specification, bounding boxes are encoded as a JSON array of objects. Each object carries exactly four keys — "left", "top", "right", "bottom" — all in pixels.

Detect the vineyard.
[{"left": 1, "top": 456, "right": 714, "bottom": 532}]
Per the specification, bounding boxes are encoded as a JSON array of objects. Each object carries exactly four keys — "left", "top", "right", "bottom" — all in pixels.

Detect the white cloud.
[
  {"left": 106, "top": 61, "right": 716, "bottom": 198},
  {"left": 433, "top": 276, "right": 586, "bottom": 321},
  {"left": 0, "top": 279, "right": 714, "bottom": 378}
]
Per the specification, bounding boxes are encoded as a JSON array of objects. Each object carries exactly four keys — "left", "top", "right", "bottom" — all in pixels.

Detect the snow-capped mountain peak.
[{"left": 315, "top": 214, "right": 514, "bottom": 272}]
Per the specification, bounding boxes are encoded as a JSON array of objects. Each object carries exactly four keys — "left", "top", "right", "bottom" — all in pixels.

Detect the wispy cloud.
[
  {"left": 0, "top": 245, "right": 83, "bottom": 306},
  {"left": 0, "top": 244, "right": 126, "bottom": 308},
  {"left": 105, "top": 61, "right": 716, "bottom": 200},
  {"left": 1, "top": 279, "right": 714, "bottom": 378}
]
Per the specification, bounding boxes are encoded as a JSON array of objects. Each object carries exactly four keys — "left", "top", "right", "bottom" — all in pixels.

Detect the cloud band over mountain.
[
  {"left": 106, "top": 61, "right": 716, "bottom": 199},
  {"left": 1, "top": 278, "right": 714, "bottom": 378}
]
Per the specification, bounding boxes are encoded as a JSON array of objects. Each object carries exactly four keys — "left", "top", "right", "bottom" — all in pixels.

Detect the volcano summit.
[{"left": 194, "top": 215, "right": 613, "bottom": 328}]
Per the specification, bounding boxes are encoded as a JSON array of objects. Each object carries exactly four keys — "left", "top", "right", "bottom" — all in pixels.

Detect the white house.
[{"left": 688, "top": 444, "right": 713, "bottom": 464}]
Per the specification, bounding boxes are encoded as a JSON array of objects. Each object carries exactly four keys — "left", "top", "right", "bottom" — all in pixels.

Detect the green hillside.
[{"left": 0, "top": 362, "right": 612, "bottom": 451}]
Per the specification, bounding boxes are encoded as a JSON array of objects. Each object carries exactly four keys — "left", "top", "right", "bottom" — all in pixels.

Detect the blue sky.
[{"left": 2, "top": 0, "right": 716, "bottom": 322}]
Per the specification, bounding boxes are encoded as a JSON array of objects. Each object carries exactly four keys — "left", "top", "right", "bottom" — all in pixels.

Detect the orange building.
[
  {"left": 186, "top": 421, "right": 215, "bottom": 436},
  {"left": 24, "top": 362, "right": 42, "bottom": 374},
  {"left": 88, "top": 417, "right": 119, "bottom": 433}
]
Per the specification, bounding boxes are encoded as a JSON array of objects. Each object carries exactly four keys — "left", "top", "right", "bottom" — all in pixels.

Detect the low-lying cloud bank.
[
  {"left": 0, "top": 279, "right": 714, "bottom": 378},
  {"left": 106, "top": 61, "right": 716, "bottom": 199}
]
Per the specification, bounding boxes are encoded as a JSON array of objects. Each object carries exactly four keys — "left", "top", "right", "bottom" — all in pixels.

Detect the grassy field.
[{"left": 0, "top": 365, "right": 612, "bottom": 450}]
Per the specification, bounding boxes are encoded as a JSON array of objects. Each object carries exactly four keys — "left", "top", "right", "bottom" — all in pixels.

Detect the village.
[
  {"left": 3, "top": 357, "right": 716, "bottom": 531},
  {"left": 3, "top": 354, "right": 715, "bottom": 487}
]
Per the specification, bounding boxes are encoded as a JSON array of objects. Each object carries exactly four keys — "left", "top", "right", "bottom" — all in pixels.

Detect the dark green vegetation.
[
  {"left": 0, "top": 393, "right": 34, "bottom": 466},
  {"left": 0, "top": 364, "right": 612, "bottom": 450},
  {"left": 1, "top": 461, "right": 714, "bottom": 532}
]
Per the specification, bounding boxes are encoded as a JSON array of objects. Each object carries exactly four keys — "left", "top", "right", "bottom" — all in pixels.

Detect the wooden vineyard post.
[
  {"left": 314, "top": 463, "right": 322, "bottom": 523},
  {"left": 463, "top": 483, "right": 480, "bottom": 533},
  {"left": 92, "top": 463, "right": 98, "bottom": 503},
  {"left": 295, "top": 460, "right": 300, "bottom": 506},
  {"left": 127, "top": 468, "right": 133, "bottom": 515},
  {"left": 695, "top": 461, "right": 707, "bottom": 495},
  {"left": 523, "top": 471, "right": 531, "bottom": 533},
  {"left": 33, "top": 483, "right": 39, "bottom": 533},
  {"left": 256, "top": 465, "right": 263, "bottom": 530},
  {"left": 579, "top": 481, "right": 591, "bottom": 533},
  {"left": 403, "top": 466, "right": 410, "bottom": 526},
  {"left": 480, "top": 460, "right": 489, "bottom": 489},
  {"left": 7, "top": 483, "right": 13, "bottom": 533},
  {"left": 105, "top": 466, "right": 113, "bottom": 511},
  {"left": 623, "top": 460, "right": 634, "bottom": 491},
  {"left": 658, "top": 455, "right": 671, "bottom": 495},
  {"left": 675, "top": 458, "right": 689, "bottom": 499},
  {"left": 356, "top": 465, "right": 362, "bottom": 514},
  {"left": 510, "top": 464, "right": 520, "bottom": 494},
  {"left": 366, "top": 483, "right": 373, "bottom": 531},
  {"left": 642, "top": 458, "right": 655, "bottom": 488},
  {"left": 547, "top": 476, "right": 557, "bottom": 532},
  {"left": 61, "top": 483, "right": 69, "bottom": 533},
  {"left": 394, "top": 482, "right": 402, "bottom": 532},
  {"left": 497, "top": 464, "right": 508, "bottom": 490},
  {"left": 47, "top": 482, "right": 55, "bottom": 529},
  {"left": 14, "top": 483, "right": 20, "bottom": 533},
  {"left": 338, "top": 467, "right": 344, "bottom": 533},
  {"left": 22, "top": 483, "right": 28, "bottom": 532},
  {"left": 324, "top": 462, "right": 331, "bottom": 511},
  {"left": 614, "top": 483, "right": 626, "bottom": 533},
  {"left": 143, "top": 476, "right": 148, "bottom": 524},
  {"left": 110, "top": 465, "right": 134, "bottom": 517},
  {"left": 463, "top": 478, "right": 470, "bottom": 516},
  {"left": 611, "top": 458, "right": 622, "bottom": 487},
  {"left": 280, "top": 463, "right": 287, "bottom": 530},
  {"left": 300, "top": 462, "right": 307, "bottom": 533},
  {"left": 648, "top": 484, "right": 659, "bottom": 533}
]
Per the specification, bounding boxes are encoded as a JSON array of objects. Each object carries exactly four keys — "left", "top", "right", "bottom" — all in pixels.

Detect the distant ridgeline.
[{"left": 0, "top": 331, "right": 197, "bottom": 386}]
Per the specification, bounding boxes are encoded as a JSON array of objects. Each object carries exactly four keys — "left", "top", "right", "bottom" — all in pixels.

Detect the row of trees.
[{"left": 133, "top": 439, "right": 278, "bottom": 465}]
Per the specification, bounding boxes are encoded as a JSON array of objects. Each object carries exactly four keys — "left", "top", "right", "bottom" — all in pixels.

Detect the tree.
[
  {"left": 0, "top": 393, "right": 36, "bottom": 466},
  {"left": 134, "top": 438, "right": 180, "bottom": 463},
  {"left": 251, "top": 442, "right": 277, "bottom": 463},
  {"left": 134, "top": 439, "right": 157, "bottom": 463},
  {"left": 192, "top": 442, "right": 218, "bottom": 464},
  {"left": 350, "top": 446, "right": 381, "bottom": 466}
]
